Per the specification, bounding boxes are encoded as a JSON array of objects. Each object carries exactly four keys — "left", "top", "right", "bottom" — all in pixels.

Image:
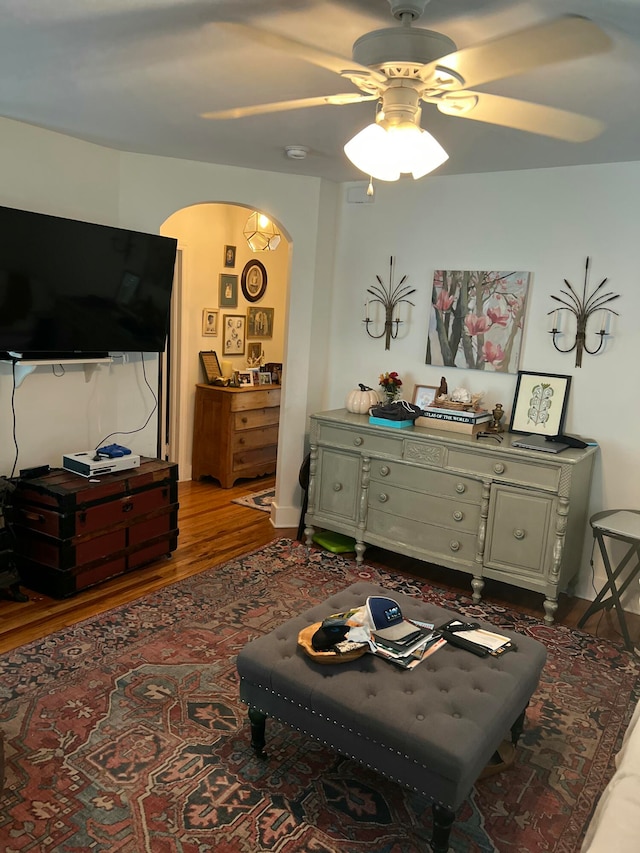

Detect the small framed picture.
[
  {"left": 224, "top": 245, "right": 236, "bottom": 268},
  {"left": 258, "top": 372, "right": 273, "bottom": 386},
  {"left": 241, "top": 259, "right": 267, "bottom": 302},
  {"left": 247, "top": 341, "right": 263, "bottom": 363},
  {"left": 219, "top": 274, "right": 238, "bottom": 308},
  {"left": 199, "top": 350, "right": 221, "bottom": 384},
  {"left": 412, "top": 384, "right": 439, "bottom": 410},
  {"left": 202, "top": 308, "right": 218, "bottom": 336},
  {"left": 247, "top": 306, "right": 274, "bottom": 338},
  {"left": 236, "top": 370, "right": 252, "bottom": 387},
  {"left": 509, "top": 370, "right": 572, "bottom": 436},
  {"left": 264, "top": 362, "right": 282, "bottom": 384},
  {"left": 222, "top": 314, "right": 246, "bottom": 356}
]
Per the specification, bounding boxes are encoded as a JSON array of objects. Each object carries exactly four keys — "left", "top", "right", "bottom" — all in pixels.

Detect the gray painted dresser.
[{"left": 304, "top": 409, "right": 598, "bottom": 623}]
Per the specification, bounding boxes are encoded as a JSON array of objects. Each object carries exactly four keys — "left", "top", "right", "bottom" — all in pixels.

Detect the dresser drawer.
[
  {"left": 229, "top": 389, "right": 280, "bottom": 412},
  {"left": 368, "top": 483, "right": 480, "bottom": 533},
  {"left": 369, "top": 459, "right": 482, "bottom": 503},
  {"left": 234, "top": 407, "right": 280, "bottom": 431},
  {"left": 232, "top": 425, "right": 279, "bottom": 452},
  {"left": 447, "top": 449, "right": 560, "bottom": 491},
  {"left": 317, "top": 423, "right": 403, "bottom": 458},
  {"left": 232, "top": 444, "right": 277, "bottom": 472},
  {"left": 367, "top": 508, "right": 477, "bottom": 567}
]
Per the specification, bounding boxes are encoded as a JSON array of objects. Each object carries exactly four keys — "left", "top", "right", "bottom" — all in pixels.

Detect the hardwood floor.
[{"left": 1, "top": 475, "right": 639, "bottom": 654}]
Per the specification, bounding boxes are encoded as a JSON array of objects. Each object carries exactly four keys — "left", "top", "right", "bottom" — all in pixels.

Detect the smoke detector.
[{"left": 285, "top": 145, "right": 309, "bottom": 160}]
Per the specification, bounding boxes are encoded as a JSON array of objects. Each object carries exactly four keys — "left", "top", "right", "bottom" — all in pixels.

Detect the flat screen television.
[{"left": 0, "top": 204, "right": 178, "bottom": 358}]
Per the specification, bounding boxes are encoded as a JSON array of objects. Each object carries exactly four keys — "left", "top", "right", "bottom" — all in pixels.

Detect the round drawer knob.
[
  {"left": 379, "top": 465, "right": 390, "bottom": 477},
  {"left": 354, "top": 436, "right": 363, "bottom": 446},
  {"left": 453, "top": 510, "right": 464, "bottom": 522},
  {"left": 455, "top": 483, "right": 466, "bottom": 494},
  {"left": 333, "top": 483, "right": 343, "bottom": 492},
  {"left": 239, "top": 438, "right": 245, "bottom": 445},
  {"left": 449, "top": 540, "right": 461, "bottom": 552},
  {"left": 241, "top": 416, "right": 248, "bottom": 424},
  {"left": 513, "top": 528, "right": 525, "bottom": 540},
  {"left": 493, "top": 463, "right": 505, "bottom": 474},
  {"left": 378, "top": 493, "right": 389, "bottom": 503}
]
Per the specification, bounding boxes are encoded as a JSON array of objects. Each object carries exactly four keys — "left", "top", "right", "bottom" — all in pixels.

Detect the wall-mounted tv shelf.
[{"left": 0, "top": 357, "right": 113, "bottom": 387}]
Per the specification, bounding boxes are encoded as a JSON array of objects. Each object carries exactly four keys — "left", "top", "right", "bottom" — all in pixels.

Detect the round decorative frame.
[{"left": 241, "top": 259, "right": 267, "bottom": 303}]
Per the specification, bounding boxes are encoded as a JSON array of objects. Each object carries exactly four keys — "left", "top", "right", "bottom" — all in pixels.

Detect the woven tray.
[
  {"left": 432, "top": 398, "right": 474, "bottom": 411},
  {"left": 297, "top": 622, "right": 368, "bottom": 665}
]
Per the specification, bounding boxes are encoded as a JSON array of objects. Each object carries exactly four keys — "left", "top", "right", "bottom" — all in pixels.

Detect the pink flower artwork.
[{"left": 427, "top": 269, "right": 531, "bottom": 373}]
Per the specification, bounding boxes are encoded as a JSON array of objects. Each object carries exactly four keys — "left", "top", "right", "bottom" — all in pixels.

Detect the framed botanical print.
[
  {"left": 219, "top": 274, "right": 238, "bottom": 308},
  {"left": 509, "top": 371, "right": 572, "bottom": 435},
  {"left": 241, "top": 259, "right": 267, "bottom": 303},
  {"left": 247, "top": 306, "right": 274, "bottom": 338},
  {"left": 222, "top": 314, "right": 246, "bottom": 356}
]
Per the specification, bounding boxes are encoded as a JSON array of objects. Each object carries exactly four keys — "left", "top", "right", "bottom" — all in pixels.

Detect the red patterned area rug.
[{"left": 1, "top": 539, "right": 639, "bottom": 853}]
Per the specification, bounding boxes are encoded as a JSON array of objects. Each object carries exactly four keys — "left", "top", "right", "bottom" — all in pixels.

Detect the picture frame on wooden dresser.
[
  {"left": 412, "top": 384, "right": 439, "bottom": 410},
  {"left": 509, "top": 370, "right": 572, "bottom": 436}
]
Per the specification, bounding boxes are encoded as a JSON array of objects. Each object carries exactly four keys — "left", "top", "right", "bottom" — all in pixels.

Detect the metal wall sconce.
[
  {"left": 363, "top": 256, "right": 415, "bottom": 350},
  {"left": 548, "top": 257, "right": 619, "bottom": 368}
]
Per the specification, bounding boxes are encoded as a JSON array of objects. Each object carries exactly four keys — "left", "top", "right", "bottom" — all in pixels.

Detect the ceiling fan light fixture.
[
  {"left": 243, "top": 211, "right": 281, "bottom": 252},
  {"left": 344, "top": 119, "right": 448, "bottom": 181}
]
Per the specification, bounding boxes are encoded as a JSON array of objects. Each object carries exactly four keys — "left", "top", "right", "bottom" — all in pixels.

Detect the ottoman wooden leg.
[
  {"left": 510, "top": 703, "right": 528, "bottom": 746},
  {"left": 248, "top": 707, "right": 267, "bottom": 757},
  {"left": 431, "top": 803, "right": 455, "bottom": 853}
]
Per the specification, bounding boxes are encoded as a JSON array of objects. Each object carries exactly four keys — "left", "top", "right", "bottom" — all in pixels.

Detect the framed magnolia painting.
[
  {"left": 426, "top": 269, "right": 531, "bottom": 373},
  {"left": 509, "top": 371, "right": 572, "bottom": 435}
]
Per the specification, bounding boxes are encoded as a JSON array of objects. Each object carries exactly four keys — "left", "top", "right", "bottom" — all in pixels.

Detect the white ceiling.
[{"left": 1, "top": 0, "right": 639, "bottom": 183}]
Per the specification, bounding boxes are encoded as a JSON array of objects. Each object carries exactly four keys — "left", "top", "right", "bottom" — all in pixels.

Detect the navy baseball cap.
[{"left": 366, "top": 595, "right": 412, "bottom": 640}]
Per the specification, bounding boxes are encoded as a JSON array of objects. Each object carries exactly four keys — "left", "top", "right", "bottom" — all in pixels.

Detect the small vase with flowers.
[{"left": 379, "top": 371, "right": 403, "bottom": 404}]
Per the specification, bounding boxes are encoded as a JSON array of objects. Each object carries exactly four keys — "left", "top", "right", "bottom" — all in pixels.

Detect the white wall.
[
  {"left": 0, "top": 118, "right": 336, "bottom": 532},
  {"left": 330, "top": 163, "right": 640, "bottom": 610}
]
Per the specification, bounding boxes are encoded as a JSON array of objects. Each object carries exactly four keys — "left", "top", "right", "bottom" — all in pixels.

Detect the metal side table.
[{"left": 578, "top": 509, "right": 640, "bottom": 652}]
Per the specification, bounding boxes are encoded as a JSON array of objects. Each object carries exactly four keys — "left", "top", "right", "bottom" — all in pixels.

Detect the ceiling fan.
[{"left": 202, "top": 0, "right": 612, "bottom": 180}]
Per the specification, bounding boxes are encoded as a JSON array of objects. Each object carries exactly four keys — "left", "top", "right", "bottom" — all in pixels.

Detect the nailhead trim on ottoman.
[{"left": 237, "top": 581, "right": 547, "bottom": 813}]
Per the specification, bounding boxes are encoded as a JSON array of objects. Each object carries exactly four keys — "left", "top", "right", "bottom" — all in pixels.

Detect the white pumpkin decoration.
[{"left": 346, "top": 384, "right": 381, "bottom": 414}]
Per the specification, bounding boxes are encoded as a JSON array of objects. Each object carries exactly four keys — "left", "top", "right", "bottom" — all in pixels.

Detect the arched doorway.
[{"left": 159, "top": 202, "right": 290, "bottom": 481}]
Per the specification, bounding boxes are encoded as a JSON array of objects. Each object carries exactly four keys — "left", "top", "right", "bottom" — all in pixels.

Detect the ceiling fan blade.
[
  {"left": 421, "top": 15, "right": 612, "bottom": 90},
  {"left": 219, "top": 22, "right": 387, "bottom": 85},
  {"left": 201, "top": 93, "right": 376, "bottom": 120},
  {"left": 437, "top": 91, "right": 604, "bottom": 142}
]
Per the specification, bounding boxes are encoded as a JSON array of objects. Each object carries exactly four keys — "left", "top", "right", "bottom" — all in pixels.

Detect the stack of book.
[
  {"left": 415, "top": 405, "right": 492, "bottom": 435},
  {"left": 370, "top": 621, "right": 447, "bottom": 669}
]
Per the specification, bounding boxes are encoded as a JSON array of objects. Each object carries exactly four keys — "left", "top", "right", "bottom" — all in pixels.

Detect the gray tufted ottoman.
[{"left": 237, "top": 581, "right": 547, "bottom": 852}]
